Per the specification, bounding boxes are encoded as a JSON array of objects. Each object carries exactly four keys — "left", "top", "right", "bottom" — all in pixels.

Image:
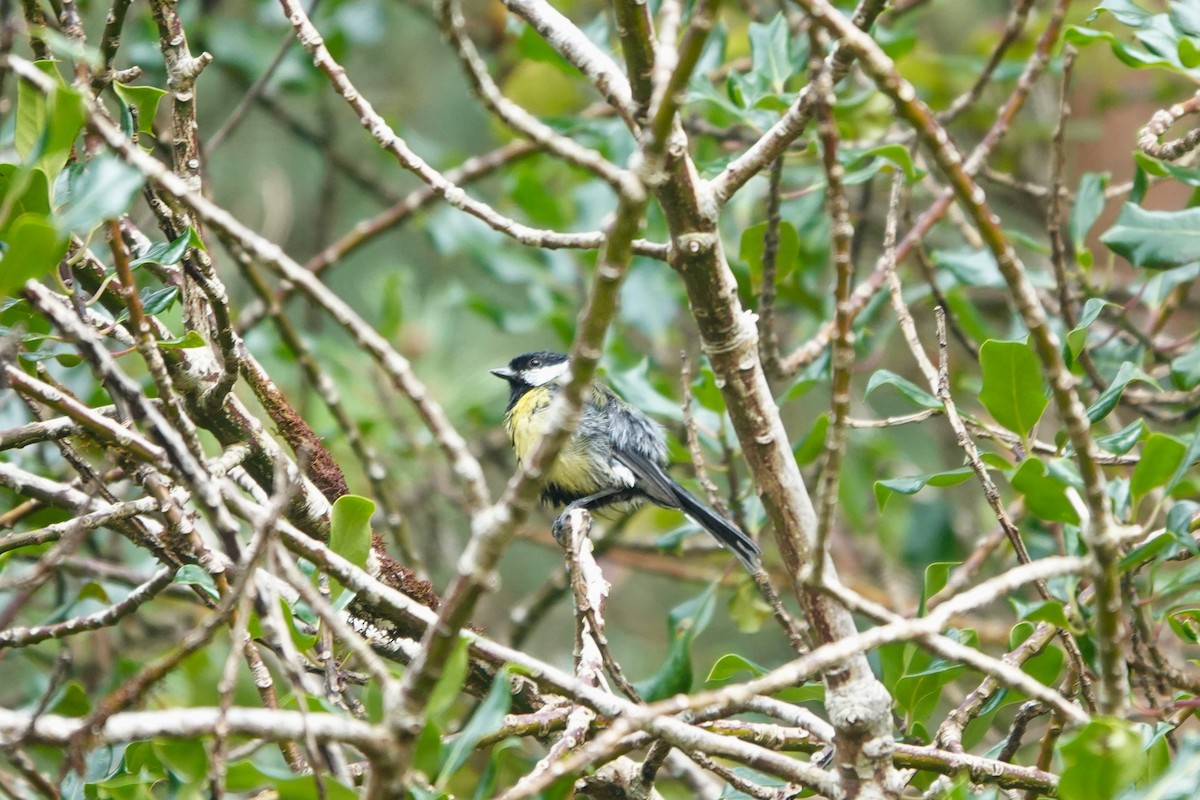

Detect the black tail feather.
[{"left": 671, "top": 485, "right": 762, "bottom": 571}]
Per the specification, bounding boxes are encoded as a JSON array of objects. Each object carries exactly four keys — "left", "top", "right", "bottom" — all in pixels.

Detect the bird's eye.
[{"left": 529, "top": 358, "right": 541, "bottom": 367}]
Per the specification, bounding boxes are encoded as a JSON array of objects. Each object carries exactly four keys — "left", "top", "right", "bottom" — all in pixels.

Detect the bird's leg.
[{"left": 551, "top": 488, "right": 633, "bottom": 544}]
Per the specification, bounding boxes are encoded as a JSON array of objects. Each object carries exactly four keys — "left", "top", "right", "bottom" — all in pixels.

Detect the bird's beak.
[{"left": 490, "top": 366, "right": 516, "bottom": 380}]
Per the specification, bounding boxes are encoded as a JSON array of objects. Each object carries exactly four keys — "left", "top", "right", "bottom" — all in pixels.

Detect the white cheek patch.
[
  {"left": 611, "top": 463, "right": 637, "bottom": 488},
  {"left": 525, "top": 360, "right": 570, "bottom": 386}
]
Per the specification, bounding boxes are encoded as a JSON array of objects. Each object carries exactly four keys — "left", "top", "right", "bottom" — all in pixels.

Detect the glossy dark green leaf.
[
  {"left": 635, "top": 585, "right": 716, "bottom": 701},
  {"left": 1131, "top": 433, "right": 1188, "bottom": 500},
  {"left": 113, "top": 82, "right": 168, "bottom": 139},
  {"left": 705, "top": 652, "right": 767, "bottom": 686},
  {"left": 1066, "top": 298, "right": 1113, "bottom": 360},
  {"left": 15, "top": 62, "right": 85, "bottom": 180},
  {"left": 1058, "top": 718, "right": 1146, "bottom": 800},
  {"left": 748, "top": 13, "right": 790, "bottom": 92},
  {"left": 1065, "top": 26, "right": 1177, "bottom": 71},
  {"left": 740, "top": 219, "right": 799, "bottom": 287},
  {"left": 437, "top": 667, "right": 513, "bottom": 786},
  {"left": 15, "top": 61, "right": 62, "bottom": 161},
  {"left": 279, "top": 596, "right": 317, "bottom": 652},
  {"left": 0, "top": 164, "right": 52, "bottom": 234},
  {"left": 0, "top": 212, "right": 68, "bottom": 295},
  {"left": 1166, "top": 499, "right": 1200, "bottom": 541},
  {"left": 1165, "top": 424, "right": 1200, "bottom": 495},
  {"left": 843, "top": 143, "right": 924, "bottom": 184},
  {"left": 1069, "top": 173, "right": 1110, "bottom": 268},
  {"left": 56, "top": 155, "right": 145, "bottom": 234},
  {"left": 157, "top": 330, "right": 207, "bottom": 349},
  {"left": 226, "top": 760, "right": 356, "bottom": 799},
  {"left": 1170, "top": 342, "right": 1200, "bottom": 388},
  {"left": 328, "top": 494, "right": 375, "bottom": 603},
  {"left": 917, "top": 561, "right": 958, "bottom": 617},
  {"left": 1020, "top": 599, "right": 1082, "bottom": 633},
  {"left": 1087, "top": 362, "right": 1157, "bottom": 423},
  {"left": 979, "top": 340, "right": 1048, "bottom": 437},
  {"left": 1011, "top": 458, "right": 1080, "bottom": 524},
  {"left": 934, "top": 247, "right": 1004, "bottom": 288},
  {"left": 426, "top": 637, "right": 469, "bottom": 729},
  {"left": 874, "top": 468, "right": 974, "bottom": 510},
  {"left": 1090, "top": 0, "right": 1152, "bottom": 28},
  {"left": 130, "top": 229, "right": 195, "bottom": 269},
  {"left": 1101, "top": 203, "right": 1200, "bottom": 269},
  {"left": 114, "top": 285, "right": 178, "bottom": 323},
  {"left": 864, "top": 369, "right": 941, "bottom": 409},
  {"left": 793, "top": 413, "right": 829, "bottom": 465},
  {"left": 1170, "top": 609, "right": 1200, "bottom": 643},
  {"left": 1096, "top": 419, "right": 1146, "bottom": 455},
  {"left": 172, "top": 564, "right": 219, "bottom": 600}
]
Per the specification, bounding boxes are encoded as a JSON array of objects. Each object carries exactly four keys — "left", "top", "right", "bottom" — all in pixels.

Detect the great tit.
[{"left": 490, "top": 352, "right": 762, "bottom": 570}]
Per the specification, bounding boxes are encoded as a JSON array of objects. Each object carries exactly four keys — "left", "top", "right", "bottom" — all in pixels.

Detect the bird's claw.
[{"left": 551, "top": 512, "right": 570, "bottom": 546}]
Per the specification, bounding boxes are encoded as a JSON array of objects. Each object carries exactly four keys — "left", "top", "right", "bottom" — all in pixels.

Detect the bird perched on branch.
[{"left": 490, "top": 351, "right": 762, "bottom": 571}]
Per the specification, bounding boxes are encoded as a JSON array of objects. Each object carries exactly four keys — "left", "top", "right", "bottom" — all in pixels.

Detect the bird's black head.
[{"left": 490, "top": 352, "right": 570, "bottom": 389}]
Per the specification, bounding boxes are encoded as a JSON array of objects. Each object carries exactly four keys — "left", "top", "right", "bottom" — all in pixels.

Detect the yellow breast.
[
  {"left": 504, "top": 386, "right": 607, "bottom": 498},
  {"left": 505, "top": 387, "right": 553, "bottom": 464}
]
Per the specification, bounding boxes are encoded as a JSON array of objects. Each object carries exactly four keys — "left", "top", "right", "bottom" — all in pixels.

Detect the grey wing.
[
  {"left": 601, "top": 389, "right": 668, "bottom": 464},
  {"left": 601, "top": 391, "right": 675, "bottom": 506},
  {"left": 612, "top": 446, "right": 678, "bottom": 508}
]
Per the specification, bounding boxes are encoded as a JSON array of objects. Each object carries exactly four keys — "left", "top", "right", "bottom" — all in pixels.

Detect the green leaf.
[
  {"left": 56, "top": 155, "right": 145, "bottom": 235},
  {"left": 748, "top": 13, "right": 791, "bottom": 92},
  {"left": 1087, "top": 361, "right": 1157, "bottom": 423},
  {"left": 1066, "top": 298, "right": 1113, "bottom": 360},
  {"left": 0, "top": 164, "right": 52, "bottom": 233},
  {"left": 1130, "top": 433, "right": 1188, "bottom": 500},
  {"left": 843, "top": 143, "right": 924, "bottom": 184},
  {"left": 1011, "top": 458, "right": 1080, "bottom": 525},
  {"left": 15, "top": 62, "right": 86, "bottom": 180},
  {"left": 864, "top": 369, "right": 941, "bottom": 409},
  {"left": 874, "top": 468, "right": 974, "bottom": 510},
  {"left": 793, "top": 413, "right": 829, "bottom": 466},
  {"left": 1020, "top": 599, "right": 1082, "bottom": 634},
  {"left": 917, "top": 561, "right": 958, "bottom": 617},
  {"left": 1169, "top": 609, "right": 1200, "bottom": 643},
  {"left": 280, "top": 596, "right": 317, "bottom": 652},
  {"left": 16, "top": 61, "right": 61, "bottom": 161},
  {"left": 739, "top": 219, "right": 799, "bottom": 288},
  {"left": 1101, "top": 203, "right": 1200, "bottom": 269},
  {"left": 1090, "top": 0, "right": 1152, "bottom": 28},
  {"left": 172, "top": 564, "right": 219, "bottom": 600},
  {"left": 1058, "top": 718, "right": 1146, "bottom": 800},
  {"left": 436, "top": 667, "right": 513, "bottom": 787},
  {"left": 1165, "top": 423, "right": 1200, "bottom": 494},
  {"left": 894, "top": 628, "right": 973, "bottom": 722},
  {"left": 226, "top": 759, "right": 356, "bottom": 799},
  {"left": 1170, "top": 342, "right": 1200, "bottom": 388},
  {"left": 1096, "top": 418, "right": 1145, "bottom": 455},
  {"left": 129, "top": 229, "right": 195, "bottom": 268},
  {"left": 426, "top": 637, "right": 470, "bottom": 728},
  {"left": 635, "top": 585, "right": 716, "bottom": 702},
  {"left": 934, "top": 247, "right": 1004, "bottom": 288},
  {"left": 1065, "top": 25, "right": 1178, "bottom": 71},
  {"left": 114, "top": 285, "right": 179, "bottom": 323},
  {"left": 1069, "top": 173, "right": 1110, "bottom": 268},
  {"left": 727, "top": 578, "right": 772, "bottom": 633},
  {"left": 113, "top": 82, "right": 168, "bottom": 139},
  {"left": 0, "top": 213, "right": 68, "bottom": 295},
  {"left": 978, "top": 340, "right": 1048, "bottom": 437},
  {"left": 705, "top": 653, "right": 767, "bottom": 685},
  {"left": 328, "top": 494, "right": 375, "bottom": 603},
  {"left": 157, "top": 330, "right": 207, "bottom": 349}
]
